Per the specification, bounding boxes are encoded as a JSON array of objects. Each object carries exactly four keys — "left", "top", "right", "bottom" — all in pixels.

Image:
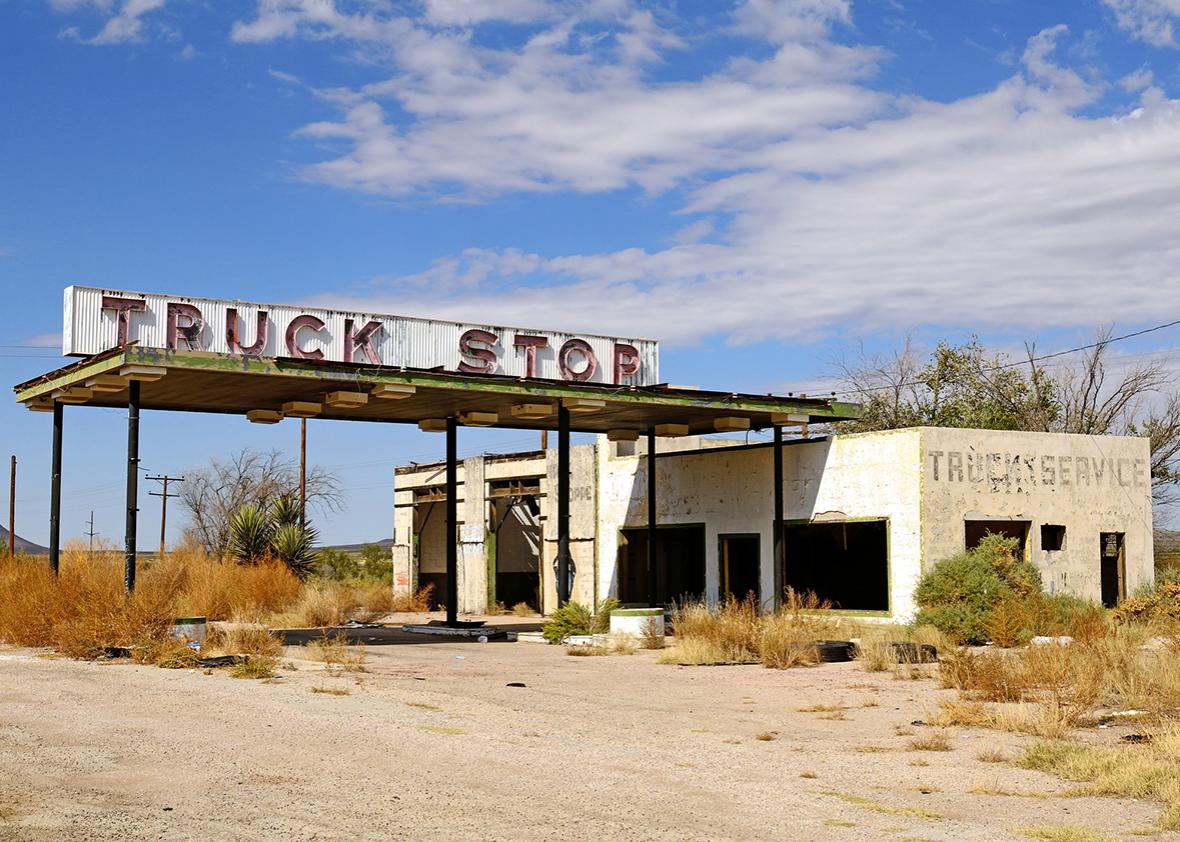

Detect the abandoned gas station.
[{"left": 14, "top": 286, "right": 1156, "bottom": 623}]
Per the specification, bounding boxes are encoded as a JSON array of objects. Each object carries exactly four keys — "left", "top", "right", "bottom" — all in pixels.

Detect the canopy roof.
[{"left": 13, "top": 346, "right": 860, "bottom": 434}]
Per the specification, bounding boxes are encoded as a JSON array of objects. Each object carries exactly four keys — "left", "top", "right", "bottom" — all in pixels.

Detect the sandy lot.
[{"left": 0, "top": 622, "right": 1172, "bottom": 842}]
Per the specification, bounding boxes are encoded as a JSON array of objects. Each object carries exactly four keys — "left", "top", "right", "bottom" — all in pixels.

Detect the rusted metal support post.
[
  {"left": 646, "top": 427, "right": 658, "bottom": 607},
  {"left": 556, "top": 405, "right": 571, "bottom": 608},
  {"left": 124, "top": 380, "right": 140, "bottom": 593},
  {"left": 49, "top": 401, "right": 63, "bottom": 575},
  {"left": 773, "top": 425, "right": 784, "bottom": 610},
  {"left": 8, "top": 455, "right": 16, "bottom": 560},
  {"left": 445, "top": 415, "right": 458, "bottom": 625}
]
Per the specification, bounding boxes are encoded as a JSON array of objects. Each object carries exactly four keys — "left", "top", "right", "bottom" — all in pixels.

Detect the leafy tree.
[{"left": 837, "top": 332, "right": 1179, "bottom": 505}]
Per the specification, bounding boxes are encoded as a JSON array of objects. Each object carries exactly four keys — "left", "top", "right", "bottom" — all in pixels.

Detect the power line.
[{"left": 789, "top": 318, "right": 1180, "bottom": 399}]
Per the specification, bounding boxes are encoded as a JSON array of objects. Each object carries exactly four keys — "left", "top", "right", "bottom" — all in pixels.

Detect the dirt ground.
[{"left": 0, "top": 618, "right": 1173, "bottom": 842}]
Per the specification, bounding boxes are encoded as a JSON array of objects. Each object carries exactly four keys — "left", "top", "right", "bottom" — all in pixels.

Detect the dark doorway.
[
  {"left": 783, "top": 520, "right": 889, "bottom": 611},
  {"left": 413, "top": 496, "right": 447, "bottom": 610},
  {"left": 618, "top": 525, "right": 706, "bottom": 606},
  {"left": 1100, "top": 532, "right": 1125, "bottom": 608},
  {"left": 490, "top": 494, "right": 541, "bottom": 611},
  {"left": 965, "top": 520, "right": 1030, "bottom": 556},
  {"left": 720, "top": 534, "right": 760, "bottom": 603}
]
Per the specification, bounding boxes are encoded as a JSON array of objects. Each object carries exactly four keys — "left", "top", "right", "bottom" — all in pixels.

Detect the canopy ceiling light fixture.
[
  {"left": 324, "top": 391, "right": 368, "bottom": 408},
  {"left": 563, "top": 398, "right": 605, "bottom": 413},
  {"left": 654, "top": 423, "right": 689, "bottom": 437},
  {"left": 281, "top": 401, "right": 321, "bottom": 418},
  {"left": 371, "top": 383, "right": 416, "bottom": 400},
  {"left": 246, "top": 409, "right": 283, "bottom": 425},
  {"left": 771, "top": 412, "right": 810, "bottom": 426},
  {"left": 85, "top": 374, "right": 128, "bottom": 393},
  {"left": 51, "top": 388, "right": 92, "bottom": 405},
  {"left": 713, "top": 416, "right": 750, "bottom": 433},
  {"left": 510, "top": 403, "right": 555, "bottom": 420},
  {"left": 118, "top": 365, "right": 166, "bottom": 382},
  {"left": 419, "top": 418, "right": 448, "bottom": 433},
  {"left": 607, "top": 429, "right": 639, "bottom": 442},
  {"left": 459, "top": 411, "right": 498, "bottom": 427}
]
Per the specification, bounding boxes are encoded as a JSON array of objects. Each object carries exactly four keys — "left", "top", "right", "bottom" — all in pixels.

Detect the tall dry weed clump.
[
  {"left": 0, "top": 546, "right": 177, "bottom": 659},
  {"left": 661, "top": 590, "right": 837, "bottom": 668}
]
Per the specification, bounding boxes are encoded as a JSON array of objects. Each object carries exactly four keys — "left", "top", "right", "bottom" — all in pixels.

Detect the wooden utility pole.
[
  {"left": 7, "top": 455, "right": 14, "bottom": 560},
  {"left": 146, "top": 474, "right": 184, "bottom": 557},
  {"left": 299, "top": 418, "right": 307, "bottom": 527}
]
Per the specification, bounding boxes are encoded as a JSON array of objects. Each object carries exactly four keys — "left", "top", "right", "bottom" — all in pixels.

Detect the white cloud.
[
  {"left": 50, "top": 0, "right": 167, "bottom": 44},
  {"left": 242, "top": 1, "right": 882, "bottom": 198},
  {"left": 420, "top": 0, "right": 555, "bottom": 26},
  {"left": 282, "top": 23, "right": 1180, "bottom": 348},
  {"left": 1102, "top": 0, "right": 1180, "bottom": 47},
  {"left": 22, "top": 333, "right": 64, "bottom": 348}
]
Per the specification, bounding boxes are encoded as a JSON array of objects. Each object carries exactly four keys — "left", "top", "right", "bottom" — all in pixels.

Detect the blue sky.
[{"left": 2, "top": 0, "right": 1180, "bottom": 547}]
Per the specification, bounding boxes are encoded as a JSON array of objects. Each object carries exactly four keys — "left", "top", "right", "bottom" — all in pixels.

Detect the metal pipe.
[
  {"left": 9, "top": 455, "right": 16, "bottom": 560},
  {"left": 647, "top": 427, "right": 657, "bottom": 607},
  {"left": 49, "top": 401, "right": 63, "bottom": 576},
  {"left": 445, "top": 415, "right": 458, "bottom": 625},
  {"left": 124, "top": 380, "right": 140, "bottom": 593},
  {"left": 773, "top": 424, "right": 784, "bottom": 610},
  {"left": 556, "top": 404, "right": 571, "bottom": 607},
  {"left": 299, "top": 418, "right": 307, "bottom": 527}
]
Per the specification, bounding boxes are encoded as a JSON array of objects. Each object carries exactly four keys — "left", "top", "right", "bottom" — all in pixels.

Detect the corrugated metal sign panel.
[{"left": 62, "top": 286, "right": 659, "bottom": 386}]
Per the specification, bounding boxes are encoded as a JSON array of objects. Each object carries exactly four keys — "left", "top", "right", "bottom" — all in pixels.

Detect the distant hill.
[
  {"left": 0, "top": 526, "right": 49, "bottom": 555},
  {"left": 327, "top": 538, "right": 395, "bottom": 554}
]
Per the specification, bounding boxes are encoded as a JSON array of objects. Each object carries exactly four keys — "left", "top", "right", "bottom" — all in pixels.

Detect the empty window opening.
[
  {"left": 1041, "top": 524, "right": 1066, "bottom": 552},
  {"left": 965, "top": 520, "right": 1029, "bottom": 556},
  {"left": 720, "top": 534, "right": 760, "bottom": 604},
  {"left": 783, "top": 520, "right": 889, "bottom": 612},
  {"left": 490, "top": 495, "right": 541, "bottom": 612},
  {"left": 618, "top": 525, "right": 706, "bottom": 606},
  {"left": 1100, "top": 532, "right": 1126, "bottom": 608}
]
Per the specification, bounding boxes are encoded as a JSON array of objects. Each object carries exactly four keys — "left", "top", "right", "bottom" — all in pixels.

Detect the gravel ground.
[{"left": 0, "top": 626, "right": 1173, "bottom": 842}]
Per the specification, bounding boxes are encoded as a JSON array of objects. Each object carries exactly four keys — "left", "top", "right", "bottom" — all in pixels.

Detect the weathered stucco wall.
[
  {"left": 596, "top": 431, "right": 923, "bottom": 615},
  {"left": 392, "top": 426, "right": 1154, "bottom": 619},
  {"left": 919, "top": 427, "right": 1154, "bottom": 603}
]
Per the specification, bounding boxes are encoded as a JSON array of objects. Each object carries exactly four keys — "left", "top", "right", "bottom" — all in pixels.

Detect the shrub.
[
  {"left": 1113, "top": 581, "right": 1180, "bottom": 627},
  {"left": 541, "top": 598, "right": 618, "bottom": 644},
  {"left": 915, "top": 534, "right": 1043, "bottom": 644},
  {"left": 389, "top": 584, "right": 433, "bottom": 613}
]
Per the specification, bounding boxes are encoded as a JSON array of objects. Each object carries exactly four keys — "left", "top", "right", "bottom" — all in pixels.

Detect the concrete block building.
[{"left": 392, "top": 427, "right": 1154, "bottom": 622}]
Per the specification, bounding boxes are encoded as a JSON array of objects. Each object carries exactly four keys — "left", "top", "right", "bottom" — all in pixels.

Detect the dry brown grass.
[
  {"left": 0, "top": 546, "right": 411, "bottom": 664},
  {"left": 663, "top": 589, "right": 838, "bottom": 669},
  {"left": 566, "top": 643, "right": 609, "bottom": 656},
  {"left": 389, "top": 584, "right": 434, "bottom": 614},
  {"left": 938, "top": 629, "right": 1180, "bottom": 741},
  {"left": 307, "top": 632, "right": 366, "bottom": 672},
  {"left": 907, "top": 731, "right": 952, "bottom": 751},
  {"left": 1021, "top": 725, "right": 1180, "bottom": 831},
  {"left": 230, "top": 656, "right": 277, "bottom": 679},
  {"left": 511, "top": 601, "right": 533, "bottom": 617},
  {"left": 0, "top": 546, "right": 176, "bottom": 659}
]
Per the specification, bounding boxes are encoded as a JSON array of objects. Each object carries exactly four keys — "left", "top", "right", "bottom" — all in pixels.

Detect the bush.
[
  {"left": 915, "top": 534, "right": 1044, "bottom": 645},
  {"left": 1113, "top": 581, "right": 1180, "bottom": 627},
  {"left": 541, "top": 598, "right": 618, "bottom": 644}
]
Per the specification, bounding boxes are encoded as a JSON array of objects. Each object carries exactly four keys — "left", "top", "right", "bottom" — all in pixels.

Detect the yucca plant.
[
  {"left": 227, "top": 495, "right": 320, "bottom": 576},
  {"left": 270, "top": 494, "right": 302, "bottom": 528},
  {"left": 270, "top": 522, "right": 319, "bottom": 576},
  {"left": 228, "top": 505, "right": 273, "bottom": 563}
]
